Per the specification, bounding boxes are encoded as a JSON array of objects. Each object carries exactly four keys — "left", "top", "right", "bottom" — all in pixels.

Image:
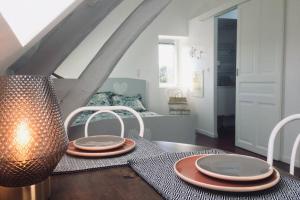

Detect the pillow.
[
  {"left": 100, "top": 91, "right": 116, "bottom": 99},
  {"left": 112, "top": 94, "right": 147, "bottom": 112},
  {"left": 87, "top": 92, "right": 111, "bottom": 106}
]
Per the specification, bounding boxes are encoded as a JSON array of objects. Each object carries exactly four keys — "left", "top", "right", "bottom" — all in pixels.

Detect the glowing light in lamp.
[
  {"left": 15, "top": 120, "right": 31, "bottom": 147},
  {"left": 14, "top": 120, "right": 32, "bottom": 162},
  {"left": 0, "top": 0, "right": 75, "bottom": 46},
  {"left": 0, "top": 75, "right": 68, "bottom": 187}
]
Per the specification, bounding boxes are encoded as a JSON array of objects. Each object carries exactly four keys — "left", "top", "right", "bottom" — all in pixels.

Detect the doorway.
[{"left": 215, "top": 9, "right": 237, "bottom": 144}]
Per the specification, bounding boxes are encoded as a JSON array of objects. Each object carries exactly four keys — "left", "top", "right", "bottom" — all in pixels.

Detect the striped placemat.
[
  {"left": 129, "top": 151, "right": 300, "bottom": 200},
  {"left": 53, "top": 136, "right": 164, "bottom": 174}
]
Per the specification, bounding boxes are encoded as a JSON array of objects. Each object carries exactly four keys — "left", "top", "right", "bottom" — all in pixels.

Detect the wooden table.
[
  {"left": 51, "top": 141, "right": 209, "bottom": 200},
  {"left": 50, "top": 141, "right": 293, "bottom": 200}
]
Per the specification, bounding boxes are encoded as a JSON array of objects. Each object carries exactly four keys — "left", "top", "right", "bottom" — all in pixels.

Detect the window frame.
[{"left": 158, "top": 39, "right": 179, "bottom": 88}]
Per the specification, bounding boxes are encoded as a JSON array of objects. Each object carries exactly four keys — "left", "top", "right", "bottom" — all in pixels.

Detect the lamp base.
[{"left": 0, "top": 177, "right": 51, "bottom": 200}]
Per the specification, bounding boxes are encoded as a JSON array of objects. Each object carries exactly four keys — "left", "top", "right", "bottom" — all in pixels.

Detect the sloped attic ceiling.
[
  {"left": 6, "top": 0, "right": 123, "bottom": 75},
  {"left": 0, "top": 0, "right": 172, "bottom": 117},
  {"left": 0, "top": 0, "right": 239, "bottom": 117},
  {"left": 0, "top": 0, "right": 84, "bottom": 74},
  {"left": 0, "top": 13, "right": 22, "bottom": 74}
]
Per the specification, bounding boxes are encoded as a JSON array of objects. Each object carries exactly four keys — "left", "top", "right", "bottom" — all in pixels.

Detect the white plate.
[
  {"left": 73, "top": 135, "right": 126, "bottom": 151},
  {"left": 195, "top": 154, "right": 273, "bottom": 181}
]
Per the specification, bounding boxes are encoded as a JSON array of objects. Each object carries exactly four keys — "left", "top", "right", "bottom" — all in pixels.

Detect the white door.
[{"left": 236, "top": 0, "right": 284, "bottom": 158}]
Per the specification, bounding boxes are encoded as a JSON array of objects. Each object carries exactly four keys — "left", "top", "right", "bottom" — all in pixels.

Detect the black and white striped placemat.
[
  {"left": 129, "top": 151, "right": 300, "bottom": 200},
  {"left": 53, "top": 136, "right": 164, "bottom": 174}
]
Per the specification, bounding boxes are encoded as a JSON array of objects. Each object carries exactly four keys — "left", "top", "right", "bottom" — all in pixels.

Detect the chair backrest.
[
  {"left": 291, "top": 134, "right": 300, "bottom": 175},
  {"left": 84, "top": 110, "right": 125, "bottom": 138},
  {"left": 267, "top": 114, "right": 300, "bottom": 175},
  {"left": 64, "top": 106, "right": 145, "bottom": 138}
]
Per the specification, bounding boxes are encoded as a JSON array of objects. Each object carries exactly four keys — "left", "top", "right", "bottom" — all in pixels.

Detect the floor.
[{"left": 195, "top": 127, "right": 300, "bottom": 177}]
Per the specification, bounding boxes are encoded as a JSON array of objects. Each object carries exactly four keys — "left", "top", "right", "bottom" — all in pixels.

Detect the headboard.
[{"left": 98, "top": 78, "right": 147, "bottom": 106}]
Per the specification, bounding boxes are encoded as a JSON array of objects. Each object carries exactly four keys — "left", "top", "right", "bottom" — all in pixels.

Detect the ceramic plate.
[
  {"left": 73, "top": 135, "right": 126, "bottom": 151},
  {"left": 174, "top": 155, "right": 280, "bottom": 193},
  {"left": 195, "top": 154, "right": 273, "bottom": 181},
  {"left": 67, "top": 138, "right": 135, "bottom": 158}
]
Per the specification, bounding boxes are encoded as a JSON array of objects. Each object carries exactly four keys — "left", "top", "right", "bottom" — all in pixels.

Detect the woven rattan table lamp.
[{"left": 0, "top": 75, "right": 68, "bottom": 200}]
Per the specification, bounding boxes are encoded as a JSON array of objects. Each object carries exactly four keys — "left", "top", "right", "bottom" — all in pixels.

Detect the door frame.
[
  {"left": 194, "top": 0, "right": 250, "bottom": 139},
  {"left": 203, "top": 0, "right": 284, "bottom": 161},
  {"left": 213, "top": 7, "right": 238, "bottom": 138}
]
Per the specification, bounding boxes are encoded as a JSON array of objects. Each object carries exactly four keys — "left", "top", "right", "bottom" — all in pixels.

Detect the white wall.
[
  {"left": 110, "top": 0, "right": 228, "bottom": 114},
  {"left": 109, "top": 0, "right": 189, "bottom": 114},
  {"left": 281, "top": 0, "right": 300, "bottom": 166},
  {"left": 182, "top": 0, "right": 247, "bottom": 137},
  {"left": 54, "top": 0, "right": 227, "bottom": 114},
  {"left": 184, "top": 17, "right": 216, "bottom": 137}
]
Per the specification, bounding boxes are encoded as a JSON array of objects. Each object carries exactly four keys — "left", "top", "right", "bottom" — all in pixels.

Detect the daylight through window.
[{"left": 158, "top": 42, "right": 177, "bottom": 88}]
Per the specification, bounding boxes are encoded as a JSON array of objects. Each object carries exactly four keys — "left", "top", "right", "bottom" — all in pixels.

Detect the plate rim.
[
  {"left": 67, "top": 138, "right": 136, "bottom": 158},
  {"left": 73, "top": 135, "right": 126, "bottom": 151},
  {"left": 174, "top": 155, "right": 280, "bottom": 193},
  {"left": 194, "top": 154, "right": 274, "bottom": 181}
]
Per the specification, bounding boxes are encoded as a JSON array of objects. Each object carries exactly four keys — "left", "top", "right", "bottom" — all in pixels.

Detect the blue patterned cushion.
[
  {"left": 112, "top": 94, "right": 147, "bottom": 112},
  {"left": 87, "top": 92, "right": 111, "bottom": 106},
  {"left": 100, "top": 91, "right": 116, "bottom": 99}
]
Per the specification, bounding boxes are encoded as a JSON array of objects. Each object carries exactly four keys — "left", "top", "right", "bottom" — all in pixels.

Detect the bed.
[{"left": 67, "top": 78, "right": 197, "bottom": 144}]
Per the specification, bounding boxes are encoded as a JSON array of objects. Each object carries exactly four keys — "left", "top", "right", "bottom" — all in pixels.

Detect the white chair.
[
  {"left": 267, "top": 114, "right": 300, "bottom": 175},
  {"left": 64, "top": 106, "right": 145, "bottom": 138},
  {"left": 85, "top": 110, "right": 125, "bottom": 138}
]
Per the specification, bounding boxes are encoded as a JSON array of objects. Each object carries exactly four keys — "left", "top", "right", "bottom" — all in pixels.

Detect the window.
[
  {"left": 0, "top": 0, "right": 75, "bottom": 46},
  {"left": 158, "top": 41, "right": 178, "bottom": 88}
]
